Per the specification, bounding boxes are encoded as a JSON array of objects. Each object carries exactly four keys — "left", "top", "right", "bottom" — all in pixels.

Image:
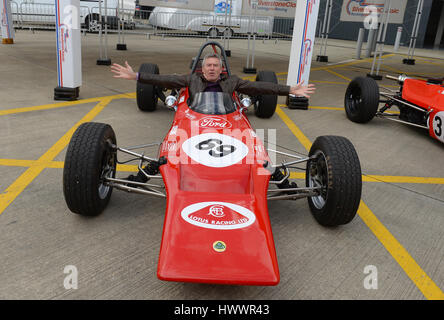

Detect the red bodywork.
[
  {"left": 401, "top": 78, "right": 444, "bottom": 143},
  {"left": 156, "top": 89, "right": 280, "bottom": 285}
]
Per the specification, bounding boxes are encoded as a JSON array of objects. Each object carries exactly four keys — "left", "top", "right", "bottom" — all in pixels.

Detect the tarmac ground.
[{"left": 0, "top": 30, "right": 444, "bottom": 300}]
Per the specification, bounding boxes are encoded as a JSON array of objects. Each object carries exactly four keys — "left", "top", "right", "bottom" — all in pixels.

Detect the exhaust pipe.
[{"left": 386, "top": 74, "right": 409, "bottom": 83}]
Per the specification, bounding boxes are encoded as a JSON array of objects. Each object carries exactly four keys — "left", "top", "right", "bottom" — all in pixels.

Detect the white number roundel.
[
  {"left": 432, "top": 111, "right": 444, "bottom": 142},
  {"left": 181, "top": 133, "right": 249, "bottom": 167}
]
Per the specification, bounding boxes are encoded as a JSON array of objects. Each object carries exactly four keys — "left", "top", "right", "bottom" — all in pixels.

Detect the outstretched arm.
[
  {"left": 235, "top": 76, "right": 315, "bottom": 98},
  {"left": 111, "top": 61, "right": 190, "bottom": 89}
]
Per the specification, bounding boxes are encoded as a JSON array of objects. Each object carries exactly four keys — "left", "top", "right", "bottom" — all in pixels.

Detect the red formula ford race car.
[
  {"left": 345, "top": 74, "right": 444, "bottom": 144},
  {"left": 63, "top": 42, "right": 362, "bottom": 285}
]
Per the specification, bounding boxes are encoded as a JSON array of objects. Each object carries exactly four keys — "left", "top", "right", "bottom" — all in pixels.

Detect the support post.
[
  {"left": 286, "top": 0, "right": 320, "bottom": 110},
  {"left": 394, "top": 26, "right": 402, "bottom": 52},
  {"left": 54, "top": 0, "right": 82, "bottom": 100},
  {"left": 317, "top": 0, "right": 332, "bottom": 63},
  {"left": 434, "top": 3, "right": 444, "bottom": 49},
  {"left": 403, "top": 0, "right": 423, "bottom": 65},
  {"left": 97, "top": 0, "right": 111, "bottom": 65},
  {"left": 368, "top": 0, "right": 392, "bottom": 80},
  {"left": 243, "top": 0, "right": 257, "bottom": 74},
  {"left": 365, "top": 28, "right": 376, "bottom": 58},
  {"left": 116, "top": 0, "right": 126, "bottom": 50},
  {"left": 356, "top": 27, "right": 365, "bottom": 59},
  {"left": 1, "top": 0, "right": 15, "bottom": 44}
]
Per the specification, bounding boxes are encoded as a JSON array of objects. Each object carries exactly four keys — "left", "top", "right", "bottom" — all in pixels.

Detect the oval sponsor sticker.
[
  {"left": 199, "top": 116, "right": 232, "bottom": 129},
  {"left": 181, "top": 202, "right": 256, "bottom": 230},
  {"left": 181, "top": 133, "right": 248, "bottom": 168}
]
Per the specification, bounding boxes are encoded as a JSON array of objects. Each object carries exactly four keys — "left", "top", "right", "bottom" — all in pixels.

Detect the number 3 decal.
[{"left": 432, "top": 112, "right": 444, "bottom": 142}]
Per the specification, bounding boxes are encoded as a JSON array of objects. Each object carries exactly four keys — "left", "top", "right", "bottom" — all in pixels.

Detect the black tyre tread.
[
  {"left": 255, "top": 71, "right": 278, "bottom": 118},
  {"left": 306, "top": 136, "right": 362, "bottom": 226},
  {"left": 136, "top": 63, "right": 159, "bottom": 112},
  {"left": 345, "top": 77, "right": 379, "bottom": 123},
  {"left": 63, "top": 122, "right": 116, "bottom": 216}
]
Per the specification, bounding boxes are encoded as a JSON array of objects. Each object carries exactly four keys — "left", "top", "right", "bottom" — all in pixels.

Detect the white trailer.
[{"left": 147, "top": 7, "right": 273, "bottom": 37}]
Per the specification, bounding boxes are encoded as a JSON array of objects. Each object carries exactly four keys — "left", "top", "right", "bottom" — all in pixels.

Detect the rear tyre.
[
  {"left": 254, "top": 71, "right": 278, "bottom": 118},
  {"left": 63, "top": 122, "right": 117, "bottom": 216},
  {"left": 345, "top": 76, "right": 380, "bottom": 123},
  {"left": 136, "top": 63, "right": 159, "bottom": 112},
  {"left": 306, "top": 136, "right": 362, "bottom": 227}
]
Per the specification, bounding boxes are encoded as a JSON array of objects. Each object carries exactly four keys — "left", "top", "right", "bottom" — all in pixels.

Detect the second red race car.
[
  {"left": 344, "top": 74, "right": 444, "bottom": 144},
  {"left": 63, "top": 42, "right": 362, "bottom": 286}
]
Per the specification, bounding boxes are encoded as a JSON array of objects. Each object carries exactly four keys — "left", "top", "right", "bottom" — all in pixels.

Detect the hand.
[
  {"left": 289, "top": 81, "right": 316, "bottom": 98},
  {"left": 111, "top": 61, "right": 137, "bottom": 80}
]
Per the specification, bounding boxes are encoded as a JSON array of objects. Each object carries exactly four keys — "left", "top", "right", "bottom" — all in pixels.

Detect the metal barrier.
[
  {"left": 19, "top": 2, "right": 56, "bottom": 29},
  {"left": 12, "top": 2, "right": 91, "bottom": 30},
  {"left": 8, "top": 4, "right": 295, "bottom": 41},
  {"left": 10, "top": 1, "right": 21, "bottom": 28}
]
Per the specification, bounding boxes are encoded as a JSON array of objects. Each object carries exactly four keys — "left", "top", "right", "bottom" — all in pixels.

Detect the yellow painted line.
[
  {"left": 0, "top": 92, "right": 136, "bottom": 116},
  {"left": 0, "top": 159, "right": 63, "bottom": 169},
  {"left": 325, "top": 69, "right": 351, "bottom": 82},
  {"left": 397, "top": 54, "right": 444, "bottom": 63},
  {"left": 276, "top": 105, "right": 444, "bottom": 300},
  {"left": 310, "top": 80, "right": 348, "bottom": 85},
  {"left": 412, "top": 60, "right": 444, "bottom": 67},
  {"left": 309, "top": 106, "right": 345, "bottom": 111},
  {"left": 363, "top": 175, "right": 444, "bottom": 185},
  {"left": 380, "top": 64, "right": 406, "bottom": 75},
  {"left": 275, "top": 106, "right": 312, "bottom": 151},
  {"left": 0, "top": 159, "right": 138, "bottom": 172},
  {"left": 0, "top": 98, "right": 113, "bottom": 216},
  {"left": 275, "top": 54, "right": 396, "bottom": 74},
  {"left": 311, "top": 54, "right": 396, "bottom": 71},
  {"left": 277, "top": 77, "right": 350, "bottom": 86},
  {"left": 307, "top": 105, "right": 400, "bottom": 114},
  {"left": 289, "top": 172, "right": 444, "bottom": 185},
  {"left": 358, "top": 201, "right": 444, "bottom": 300},
  {"left": 278, "top": 103, "right": 400, "bottom": 114}
]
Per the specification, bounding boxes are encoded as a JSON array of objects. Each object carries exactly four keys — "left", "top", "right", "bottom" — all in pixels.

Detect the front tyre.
[
  {"left": 345, "top": 77, "right": 379, "bottom": 123},
  {"left": 306, "top": 136, "right": 362, "bottom": 227},
  {"left": 63, "top": 122, "right": 117, "bottom": 216}
]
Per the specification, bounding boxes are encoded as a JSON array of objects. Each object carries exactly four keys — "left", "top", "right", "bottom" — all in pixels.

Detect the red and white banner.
[
  {"left": 1, "top": 0, "right": 15, "bottom": 40},
  {"left": 340, "top": 0, "right": 407, "bottom": 24},
  {"left": 242, "top": 0, "right": 297, "bottom": 18},
  {"left": 55, "top": 0, "right": 82, "bottom": 88},
  {"left": 287, "top": 0, "right": 319, "bottom": 86}
]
